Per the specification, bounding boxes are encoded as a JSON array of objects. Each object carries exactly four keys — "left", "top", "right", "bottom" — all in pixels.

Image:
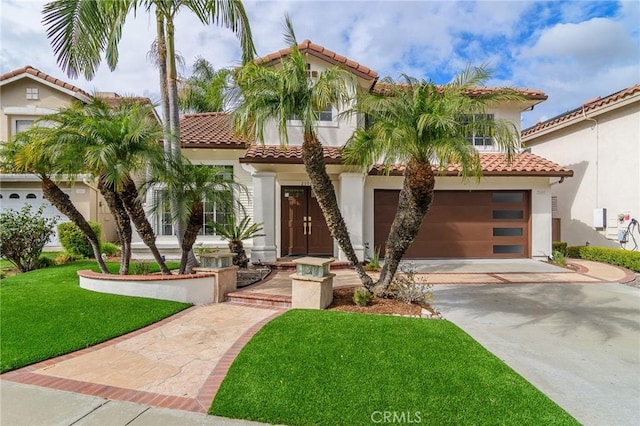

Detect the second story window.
[
  {"left": 26, "top": 88, "right": 39, "bottom": 100},
  {"left": 291, "top": 105, "right": 333, "bottom": 122},
  {"left": 462, "top": 114, "right": 494, "bottom": 147}
]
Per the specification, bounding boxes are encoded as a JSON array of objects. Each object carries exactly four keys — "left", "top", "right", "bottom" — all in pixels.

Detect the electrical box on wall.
[{"left": 593, "top": 208, "right": 607, "bottom": 229}]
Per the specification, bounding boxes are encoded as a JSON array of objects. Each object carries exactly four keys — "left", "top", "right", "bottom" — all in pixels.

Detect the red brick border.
[{"left": 0, "top": 304, "right": 286, "bottom": 414}]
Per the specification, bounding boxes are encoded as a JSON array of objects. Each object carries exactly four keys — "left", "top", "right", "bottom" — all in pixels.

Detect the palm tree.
[
  {"left": 145, "top": 157, "right": 240, "bottom": 273},
  {"left": 343, "top": 69, "right": 525, "bottom": 294},
  {"left": 233, "top": 16, "right": 374, "bottom": 288},
  {"left": 42, "top": 0, "right": 256, "bottom": 265},
  {"left": 41, "top": 97, "right": 172, "bottom": 274},
  {"left": 2, "top": 126, "right": 111, "bottom": 274},
  {"left": 208, "top": 213, "right": 265, "bottom": 268},
  {"left": 178, "top": 57, "right": 232, "bottom": 113}
]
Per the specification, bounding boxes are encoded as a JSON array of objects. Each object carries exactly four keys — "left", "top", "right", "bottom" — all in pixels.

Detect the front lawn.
[
  {"left": 211, "top": 310, "right": 577, "bottom": 426},
  {"left": 0, "top": 260, "right": 189, "bottom": 373}
]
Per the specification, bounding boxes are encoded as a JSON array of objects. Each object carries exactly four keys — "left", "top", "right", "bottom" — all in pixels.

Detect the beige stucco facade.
[
  {"left": 525, "top": 88, "right": 640, "bottom": 249},
  {"left": 0, "top": 69, "right": 117, "bottom": 245}
]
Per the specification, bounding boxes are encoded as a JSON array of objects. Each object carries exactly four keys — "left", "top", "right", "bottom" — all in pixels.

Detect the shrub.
[
  {"left": 552, "top": 241, "right": 568, "bottom": 256},
  {"left": 35, "top": 256, "right": 55, "bottom": 269},
  {"left": 353, "top": 288, "right": 373, "bottom": 307},
  {"left": 133, "top": 262, "right": 151, "bottom": 275},
  {"left": 54, "top": 251, "right": 82, "bottom": 265},
  {"left": 0, "top": 205, "right": 58, "bottom": 272},
  {"left": 566, "top": 245, "right": 640, "bottom": 272},
  {"left": 364, "top": 247, "right": 382, "bottom": 272},
  {"left": 388, "top": 264, "right": 433, "bottom": 305},
  {"left": 58, "top": 221, "right": 102, "bottom": 258},
  {"left": 100, "top": 242, "right": 120, "bottom": 257},
  {"left": 551, "top": 250, "right": 566, "bottom": 266}
]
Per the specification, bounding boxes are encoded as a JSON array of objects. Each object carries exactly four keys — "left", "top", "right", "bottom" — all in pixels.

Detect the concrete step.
[{"left": 225, "top": 291, "right": 291, "bottom": 308}]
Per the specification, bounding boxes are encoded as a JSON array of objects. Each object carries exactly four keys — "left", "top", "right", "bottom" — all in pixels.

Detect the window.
[
  {"left": 305, "top": 63, "right": 318, "bottom": 78},
  {"left": 155, "top": 165, "right": 234, "bottom": 237},
  {"left": 291, "top": 105, "right": 333, "bottom": 122},
  {"left": 9, "top": 193, "right": 20, "bottom": 199},
  {"left": 492, "top": 192, "right": 523, "bottom": 203},
  {"left": 26, "top": 193, "right": 37, "bottom": 199},
  {"left": 26, "top": 88, "right": 39, "bottom": 100},
  {"left": 551, "top": 196, "right": 558, "bottom": 213},
  {"left": 15, "top": 119, "right": 35, "bottom": 133},
  {"left": 462, "top": 114, "right": 494, "bottom": 147}
]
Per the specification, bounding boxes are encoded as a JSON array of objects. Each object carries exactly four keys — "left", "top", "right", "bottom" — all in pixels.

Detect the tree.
[
  {"left": 2, "top": 126, "right": 110, "bottom": 273},
  {"left": 343, "top": 69, "right": 525, "bottom": 294},
  {"left": 42, "top": 0, "right": 256, "bottom": 266},
  {"left": 40, "top": 97, "right": 172, "bottom": 274},
  {"left": 233, "top": 16, "right": 374, "bottom": 288},
  {"left": 209, "top": 213, "right": 265, "bottom": 268},
  {"left": 178, "top": 57, "right": 233, "bottom": 113},
  {"left": 145, "top": 157, "right": 240, "bottom": 274}
]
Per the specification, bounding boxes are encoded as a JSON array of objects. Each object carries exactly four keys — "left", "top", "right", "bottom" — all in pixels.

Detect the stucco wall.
[
  {"left": 0, "top": 78, "right": 76, "bottom": 141},
  {"left": 527, "top": 101, "right": 640, "bottom": 248}
]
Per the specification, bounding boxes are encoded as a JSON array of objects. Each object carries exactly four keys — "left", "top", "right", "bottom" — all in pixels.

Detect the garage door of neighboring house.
[
  {"left": 374, "top": 190, "right": 531, "bottom": 258},
  {"left": 1, "top": 189, "right": 69, "bottom": 246}
]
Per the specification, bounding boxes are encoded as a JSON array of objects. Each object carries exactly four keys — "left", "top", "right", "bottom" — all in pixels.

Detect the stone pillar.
[
  {"left": 251, "top": 171, "right": 277, "bottom": 263},
  {"left": 338, "top": 172, "right": 365, "bottom": 261}
]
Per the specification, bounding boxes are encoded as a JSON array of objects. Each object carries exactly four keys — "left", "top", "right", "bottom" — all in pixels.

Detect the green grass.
[
  {"left": 0, "top": 260, "right": 188, "bottom": 373},
  {"left": 211, "top": 310, "right": 577, "bottom": 426}
]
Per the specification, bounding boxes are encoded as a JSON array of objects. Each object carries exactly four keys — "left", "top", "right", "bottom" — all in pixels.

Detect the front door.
[{"left": 281, "top": 186, "right": 333, "bottom": 256}]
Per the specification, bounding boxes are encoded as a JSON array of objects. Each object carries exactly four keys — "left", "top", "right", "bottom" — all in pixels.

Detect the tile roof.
[
  {"left": 180, "top": 112, "right": 250, "bottom": 148},
  {"left": 0, "top": 65, "right": 91, "bottom": 99},
  {"left": 522, "top": 83, "right": 640, "bottom": 138},
  {"left": 255, "top": 40, "right": 378, "bottom": 80},
  {"left": 371, "top": 82, "right": 547, "bottom": 101},
  {"left": 370, "top": 153, "right": 573, "bottom": 177},
  {"left": 239, "top": 144, "right": 342, "bottom": 164},
  {"left": 99, "top": 95, "right": 153, "bottom": 107}
]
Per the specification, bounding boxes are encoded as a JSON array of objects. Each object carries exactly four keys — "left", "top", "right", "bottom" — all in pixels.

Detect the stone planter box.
[
  {"left": 77, "top": 267, "right": 238, "bottom": 305},
  {"left": 199, "top": 252, "right": 234, "bottom": 268}
]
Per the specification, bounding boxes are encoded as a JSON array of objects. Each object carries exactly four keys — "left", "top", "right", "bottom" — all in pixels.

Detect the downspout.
[
  {"left": 82, "top": 175, "right": 100, "bottom": 223},
  {"left": 582, "top": 105, "right": 599, "bottom": 205}
]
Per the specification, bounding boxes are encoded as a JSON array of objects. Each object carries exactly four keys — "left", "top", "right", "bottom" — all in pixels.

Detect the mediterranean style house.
[
  {"left": 142, "top": 40, "right": 574, "bottom": 262},
  {"left": 0, "top": 66, "right": 148, "bottom": 245},
  {"left": 523, "top": 84, "right": 640, "bottom": 249}
]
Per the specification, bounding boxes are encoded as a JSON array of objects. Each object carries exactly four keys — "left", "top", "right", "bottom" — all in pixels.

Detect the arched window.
[
  {"left": 26, "top": 193, "right": 37, "bottom": 199},
  {"left": 9, "top": 193, "right": 20, "bottom": 199}
]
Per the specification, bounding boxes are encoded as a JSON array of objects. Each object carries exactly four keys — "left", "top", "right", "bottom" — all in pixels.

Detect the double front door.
[{"left": 281, "top": 186, "right": 333, "bottom": 256}]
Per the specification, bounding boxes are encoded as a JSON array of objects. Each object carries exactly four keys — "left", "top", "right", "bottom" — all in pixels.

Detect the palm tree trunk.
[
  {"left": 41, "top": 176, "right": 110, "bottom": 274},
  {"left": 301, "top": 131, "right": 374, "bottom": 289},
  {"left": 179, "top": 202, "right": 204, "bottom": 274},
  {"left": 118, "top": 176, "right": 171, "bottom": 275},
  {"left": 375, "top": 159, "right": 435, "bottom": 294},
  {"left": 155, "top": 9, "right": 172, "bottom": 161},
  {"left": 98, "top": 178, "right": 131, "bottom": 275}
]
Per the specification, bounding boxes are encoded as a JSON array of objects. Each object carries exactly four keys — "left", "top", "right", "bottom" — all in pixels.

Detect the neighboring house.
[
  {"left": 149, "top": 40, "right": 573, "bottom": 262},
  {"left": 0, "top": 66, "right": 140, "bottom": 246},
  {"left": 523, "top": 84, "right": 640, "bottom": 250}
]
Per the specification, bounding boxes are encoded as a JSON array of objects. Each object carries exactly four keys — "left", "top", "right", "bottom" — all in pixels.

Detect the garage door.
[
  {"left": 0, "top": 189, "right": 69, "bottom": 246},
  {"left": 374, "top": 190, "right": 530, "bottom": 258}
]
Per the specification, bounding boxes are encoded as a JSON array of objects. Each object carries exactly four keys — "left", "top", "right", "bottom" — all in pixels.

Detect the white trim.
[
  {"left": 3, "top": 106, "right": 59, "bottom": 115},
  {"left": 0, "top": 173, "right": 89, "bottom": 182},
  {"left": 0, "top": 73, "right": 91, "bottom": 102}
]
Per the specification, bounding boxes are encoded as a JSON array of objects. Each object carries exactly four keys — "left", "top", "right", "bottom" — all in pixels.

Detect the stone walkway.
[{"left": 1, "top": 304, "right": 285, "bottom": 414}]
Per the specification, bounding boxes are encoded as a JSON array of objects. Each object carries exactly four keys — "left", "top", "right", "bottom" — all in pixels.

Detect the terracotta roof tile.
[
  {"left": 255, "top": 40, "right": 378, "bottom": 80},
  {"left": 371, "top": 82, "right": 547, "bottom": 100},
  {"left": 239, "top": 144, "right": 342, "bottom": 164},
  {"left": 180, "top": 112, "right": 250, "bottom": 148},
  {"left": 370, "top": 153, "right": 573, "bottom": 177},
  {"left": 522, "top": 84, "right": 640, "bottom": 137},
  {"left": 0, "top": 65, "right": 91, "bottom": 98}
]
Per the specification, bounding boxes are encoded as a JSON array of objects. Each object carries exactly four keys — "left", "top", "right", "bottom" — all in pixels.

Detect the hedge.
[
  {"left": 552, "top": 241, "right": 568, "bottom": 255},
  {"left": 57, "top": 221, "right": 102, "bottom": 258},
  {"left": 566, "top": 245, "right": 640, "bottom": 272}
]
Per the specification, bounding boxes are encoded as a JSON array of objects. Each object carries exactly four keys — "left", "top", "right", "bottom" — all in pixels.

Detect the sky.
[{"left": 1, "top": 0, "right": 639, "bottom": 129}]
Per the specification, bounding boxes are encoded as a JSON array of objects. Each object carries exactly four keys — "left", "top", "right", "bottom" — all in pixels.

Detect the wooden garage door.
[{"left": 374, "top": 190, "right": 530, "bottom": 258}]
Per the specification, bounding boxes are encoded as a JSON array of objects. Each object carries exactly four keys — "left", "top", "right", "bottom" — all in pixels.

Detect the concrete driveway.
[{"left": 431, "top": 283, "right": 640, "bottom": 426}]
